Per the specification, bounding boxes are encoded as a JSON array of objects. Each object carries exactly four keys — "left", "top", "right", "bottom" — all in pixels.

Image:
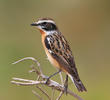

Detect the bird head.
[{"left": 31, "top": 18, "right": 58, "bottom": 34}]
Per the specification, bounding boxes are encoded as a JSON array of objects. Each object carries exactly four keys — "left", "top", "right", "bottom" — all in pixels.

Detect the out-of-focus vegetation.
[{"left": 0, "top": 0, "right": 110, "bottom": 100}]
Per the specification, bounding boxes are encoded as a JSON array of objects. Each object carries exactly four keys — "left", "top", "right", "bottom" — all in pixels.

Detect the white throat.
[{"left": 44, "top": 30, "right": 56, "bottom": 35}]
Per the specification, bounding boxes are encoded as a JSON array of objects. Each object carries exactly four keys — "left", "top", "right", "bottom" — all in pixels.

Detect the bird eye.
[
  {"left": 41, "top": 22, "right": 57, "bottom": 31},
  {"left": 42, "top": 22, "right": 47, "bottom": 25}
]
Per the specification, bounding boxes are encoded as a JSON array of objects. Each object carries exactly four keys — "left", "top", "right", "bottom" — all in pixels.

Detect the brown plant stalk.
[{"left": 11, "top": 57, "right": 84, "bottom": 100}]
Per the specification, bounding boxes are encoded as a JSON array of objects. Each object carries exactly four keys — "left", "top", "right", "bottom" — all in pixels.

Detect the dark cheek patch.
[{"left": 42, "top": 23, "right": 57, "bottom": 31}]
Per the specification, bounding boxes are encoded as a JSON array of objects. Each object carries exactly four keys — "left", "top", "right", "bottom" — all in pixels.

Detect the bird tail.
[{"left": 69, "top": 75, "right": 87, "bottom": 92}]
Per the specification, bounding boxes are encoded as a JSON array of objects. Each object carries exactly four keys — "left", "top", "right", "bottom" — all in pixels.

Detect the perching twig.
[
  {"left": 59, "top": 72, "right": 63, "bottom": 85},
  {"left": 11, "top": 57, "right": 84, "bottom": 100},
  {"left": 36, "top": 86, "right": 51, "bottom": 100},
  {"left": 56, "top": 91, "right": 63, "bottom": 100},
  {"left": 51, "top": 88, "right": 55, "bottom": 100}
]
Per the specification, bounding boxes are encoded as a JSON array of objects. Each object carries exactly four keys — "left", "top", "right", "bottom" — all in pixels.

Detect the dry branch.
[{"left": 11, "top": 57, "right": 84, "bottom": 100}]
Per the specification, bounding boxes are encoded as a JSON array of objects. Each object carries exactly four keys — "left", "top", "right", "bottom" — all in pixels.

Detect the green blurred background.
[{"left": 0, "top": 0, "right": 110, "bottom": 100}]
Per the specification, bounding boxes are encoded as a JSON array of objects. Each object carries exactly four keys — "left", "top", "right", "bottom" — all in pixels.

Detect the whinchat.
[{"left": 31, "top": 18, "right": 87, "bottom": 92}]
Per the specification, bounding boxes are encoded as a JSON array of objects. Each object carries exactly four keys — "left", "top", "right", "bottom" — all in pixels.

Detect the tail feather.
[
  {"left": 74, "top": 79, "right": 87, "bottom": 92},
  {"left": 69, "top": 75, "right": 87, "bottom": 92}
]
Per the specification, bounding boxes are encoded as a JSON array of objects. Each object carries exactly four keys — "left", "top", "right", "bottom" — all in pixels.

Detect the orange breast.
[
  {"left": 41, "top": 32, "right": 69, "bottom": 74},
  {"left": 41, "top": 33, "right": 60, "bottom": 69}
]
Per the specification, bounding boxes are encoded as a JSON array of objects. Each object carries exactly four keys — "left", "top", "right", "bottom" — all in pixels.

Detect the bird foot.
[
  {"left": 45, "top": 76, "right": 50, "bottom": 84},
  {"left": 63, "top": 84, "right": 68, "bottom": 95}
]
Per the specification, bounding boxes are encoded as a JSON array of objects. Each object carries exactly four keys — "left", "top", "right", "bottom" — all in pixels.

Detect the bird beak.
[
  {"left": 30, "top": 22, "right": 38, "bottom": 26},
  {"left": 31, "top": 22, "right": 42, "bottom": 30}
]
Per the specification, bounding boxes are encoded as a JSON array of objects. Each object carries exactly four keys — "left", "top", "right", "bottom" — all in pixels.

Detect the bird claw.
[
  {"left": 45, "top": 76, "right": 50, "bottom": 84},
  {"left": 63, "top": 84, "right": 68, "bottom": 95}
]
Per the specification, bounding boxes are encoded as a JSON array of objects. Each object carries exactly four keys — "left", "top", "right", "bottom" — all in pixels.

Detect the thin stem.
[
  {"left": 59, "top": 72, "right": 63, "bottom": 85},
  {"left": 56, "top": 91, "right": 63, "bottom": 100},
  {"left": 51, "top": 88, "right": 55, "bottom": 100},
  {"left": 11, "top": 57, "right": 84, "bottom": 100},
  {"left": 36, "top": 86, "right": 51, "bottom": 100}
]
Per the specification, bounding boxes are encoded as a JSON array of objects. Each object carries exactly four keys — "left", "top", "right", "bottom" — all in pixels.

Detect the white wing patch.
[
  {"left": 48, "top": 49, "right": 52, "bottom": 53},
  {"left": 47, "top": 37, "right": 51, "bottom": 44},
  {"left": 46, "top": 37, "right": 53, "bottom": 54}
]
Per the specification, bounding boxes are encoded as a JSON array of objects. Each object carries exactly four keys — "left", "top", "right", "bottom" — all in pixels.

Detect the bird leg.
[
  {"left": 64, "top": 75, "right": 68, "bottom": 94},
  {"left": 45, "top": 70, "right": 61, "bottom": 84}
]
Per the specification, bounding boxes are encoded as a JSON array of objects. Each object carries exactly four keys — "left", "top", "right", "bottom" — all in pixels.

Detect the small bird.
[{"left": 31, "top": 18, "right": 87, "bottom": 92}]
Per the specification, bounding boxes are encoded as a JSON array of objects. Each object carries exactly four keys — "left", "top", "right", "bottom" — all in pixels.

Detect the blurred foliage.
[{"left": 0, "top": 0, "right": 110, "bottom": 100}]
